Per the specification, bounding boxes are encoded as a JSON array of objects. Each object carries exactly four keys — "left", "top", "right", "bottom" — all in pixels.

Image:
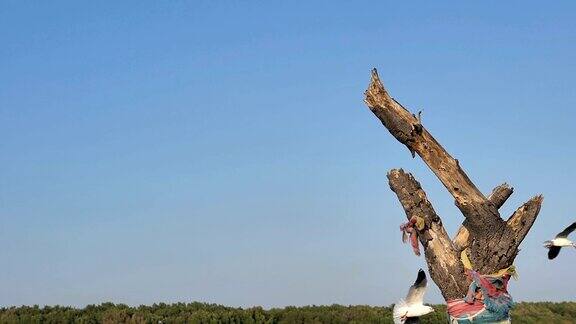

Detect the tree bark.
[
  {"left": 364, "top": 70, "right": 502, "bottom": 233},
  {"left": 388, "top": 169, "right": 468, "bottom": 299},
  {"left": 453, "top": 183, "right": 514, "bottom": 251},
  {"left": 364, "top": 68, "right": 543, "bottom": 299},
  {"left": 488, "top": 183, "right": 514, "bottom": 209}
]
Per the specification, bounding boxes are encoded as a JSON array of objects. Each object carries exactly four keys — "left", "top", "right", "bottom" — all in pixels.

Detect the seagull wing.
[
  {"left": 548, "top": 246, "right": 561, "bottom": 260},
  {"left": 556, "top": 222, "right": 576, "bottom": 238},
  {"left": 405, "top": 269, "right": 427, "bottom": 305}
]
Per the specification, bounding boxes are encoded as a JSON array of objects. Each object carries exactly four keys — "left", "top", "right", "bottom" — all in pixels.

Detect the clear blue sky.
[{"left": 1, "top": 1, "right": 576, "bottom": 308}]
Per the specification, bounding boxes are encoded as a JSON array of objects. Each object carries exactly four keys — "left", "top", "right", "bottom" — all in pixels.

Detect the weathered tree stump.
[{"left": 364, "top": 69, "right": 542, "bottom": 300}]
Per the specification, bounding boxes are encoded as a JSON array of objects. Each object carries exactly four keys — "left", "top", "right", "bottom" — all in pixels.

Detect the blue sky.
[{"left": 1, "top": 1, "right": 576, "bottom": 308}]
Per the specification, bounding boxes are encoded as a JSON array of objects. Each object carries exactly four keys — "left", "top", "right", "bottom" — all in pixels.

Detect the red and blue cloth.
[{"left": 447, "top": 270, "right": 514, "bottom": 323}]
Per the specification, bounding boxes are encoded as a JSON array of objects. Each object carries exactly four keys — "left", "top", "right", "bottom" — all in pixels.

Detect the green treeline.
[{"left": 0, "top": 302, "right": 575, "bottom": 323}]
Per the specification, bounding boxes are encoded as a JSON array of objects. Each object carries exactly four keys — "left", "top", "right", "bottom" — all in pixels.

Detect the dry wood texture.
[
  {"left": 388, "top": 169, "right": 468, "bottom": 299},
  {"left": 364, "top": 69, "right": 542, "bottom": 299},
  {"left": 453, "top": 183, "right": 514, "bottom": 251}
]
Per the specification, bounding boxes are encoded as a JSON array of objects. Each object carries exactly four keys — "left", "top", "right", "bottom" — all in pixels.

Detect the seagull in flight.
[
  {"left": 393, "top": 269, "right": 434, "bottom": 324},
  {"left": 544, "top": 221, "right": 576, "bottom": 260}
]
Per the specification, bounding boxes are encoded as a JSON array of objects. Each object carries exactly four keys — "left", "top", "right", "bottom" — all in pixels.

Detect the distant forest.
[{"left": 1, "top": 302, "right": 575, "bottom": 323}]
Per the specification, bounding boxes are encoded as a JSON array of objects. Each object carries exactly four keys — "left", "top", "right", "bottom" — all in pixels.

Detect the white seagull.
[
  {"left": 544, "top": 221, "right": 576, "bottom": 260},
  {"left": 393, "top": 269, "right": 434, "bottom": 324}
]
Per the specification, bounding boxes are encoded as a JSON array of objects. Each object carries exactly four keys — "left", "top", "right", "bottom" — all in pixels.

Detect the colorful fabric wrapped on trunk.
[
  {"left": 399, "top": 216, "right": 425, "bottom": 256},
  {"left": 447, "top": 270, "right": 514, "bottom": 323}
]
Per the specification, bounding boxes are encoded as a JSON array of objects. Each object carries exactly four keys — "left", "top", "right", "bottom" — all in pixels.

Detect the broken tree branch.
[
  {"left": 388, "top": 169, "right": 468, "bottom": 299},
  {"left": 507, "top": 195, "right": 543, "bottom": 237},
  {"left": 364, "top": 69, "right": 503, "bottom": 234},
  {"left": 489, "top": 183, "right": 514, "bottom": 209}
]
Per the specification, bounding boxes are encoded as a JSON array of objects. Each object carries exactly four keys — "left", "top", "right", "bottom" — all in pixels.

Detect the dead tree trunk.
[{"left": 364, "top": 69, "right": 543, "bottom": 300}]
